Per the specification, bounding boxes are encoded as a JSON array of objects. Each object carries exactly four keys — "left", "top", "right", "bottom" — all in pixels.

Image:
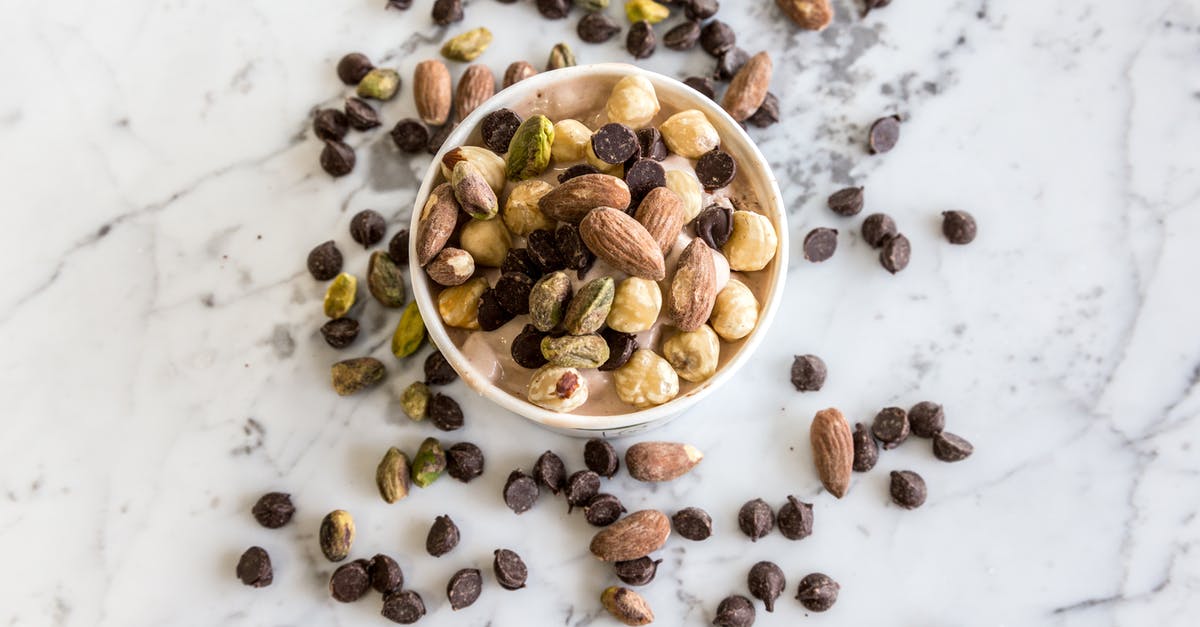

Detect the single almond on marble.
[
  {"left": 503, "top": 60, "right": 537, "bottom": 88},
  {"left": 454, "top": 64, "right": 495, "bottom": 123},
  {"left": 625, "top": 441, "right": 703, "bottom": 482},
  {"left": 810, "top": 407, "right": 854, "bottom": 498},
  {"left": 579, "top": 207, "right": 666, "bottom": 281},
  {"left": 667, "top": 239, "right": 717, "bottom": 331},
  {"left": 539, "top": 174, "right": 632, "bottom": 223},
  {"left": 589, "top": 510, "right": 671, "bottom": 562},
  {"left": 722, "top": 52, "right": 773, "bottom": 122},
  {"left": 414, "top": 59, "right": 452, "bottom": 126},
  {"left": 633, "top": 187, "right": 686, "bottom": 255},
  {"left": 777, "top": 0, "right": 833, "bottom": 30},
  {"left": 415, "top": 183, "right": 461, "bottom": 266}
]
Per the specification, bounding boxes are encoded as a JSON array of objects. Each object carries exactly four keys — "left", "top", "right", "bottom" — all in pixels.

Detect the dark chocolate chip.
[
  {"left": 713, "top": 595, "right": 755, "bottom": 627},
  {"left": 314, "top": 109, "right": 349, "bottom": 141},
  {"left": 683, "top": 76, "right": 715, "bottom": 99},
  {"left": 307, "top": 240, "right": 343, "bottom": 281},
  {"left": 777, "top": 496, "right": 813, "bottom": 541},
  {"left": 861, "top": 213, "right": 897, "bottom": 248},
  {"left": 391, "top": 119, "right": 429, "bottom": 154},
  {"left": 501, "top": 248, "right": 542, "bottom": 279},
  {"left": 933, "top": 432, "right": 974, "bottom": 462},
  {"left": 671, "top": 507, "right": 713, "bottom": 541},
  {"left": 424, "top": 350, "right": 459, "bottom": 385},
  {"left": 426, "top": 514, "right": 460, "bottom": 557},
  {"left": 320, "top": 140, "right": 356, "bottom": 177},
  {"left": 564, "top": 469, "right": 600, "bottom": 512},
  {"left": 504, "top": 469, "right": 540, "bottom": 514},
  {"left": 556, "top": 223, "right": 594, "bottom": 272},
  {"left": 714, "top": 47, "right": 749, "bottom": 81},
  {"left": 431, "top": 0, "right": 463, "bottom": 26},
  {"left": 599, "top": 328, "right": 638, "bottom": 371},
  {"left": 559, "top": 163, "right": 601, "bottom": 183},
  {"left": 796, "top": 573, "right": 839, "bottom": 612},
  {"left": 386, "top": 0, "right": 413, "bottom": 10},
  {"left": 321, "top": 317, "right": 360, "bottom": 349},
  {"left": 337, "top": 53, "right": 374, "bottom": 86},
  {"left": 252, "top": 492, "right": 295, "bottom": 528},
  {"left": 330, "top": 560, "right": 371, "bottom": 602},
  {"left": 693, "top": 205, "right": 733, "bottom": 249},
  {"left": 532, "top": 450, "right": 566, "bottom": 494},
  {"left": 494, "top": 272, "right": 534, "bottom": 315},
  {"left": 695, "top": 149, "right": 736, "bottom": 190},
  {"left": 871, "top": 406, "right": 909, "bottom": 449},
  {"left": 827, "top": 186, "right": 864, "bottom": 216},
  {"left": 748, "top": 561, "right": 786, "bottom": 612},
  {"left": 700, "top": 20, "right": 736, "bottom": 56},
  {"left": 536, "top": 0, "right": 570, "bottom": 19},
  {"left": 512, "top": 325, "right": 551, "bottom": 369},
  {"left": 493, "top": 548, "right": 528, "bottom": 590},
  {"left": 578, "top": 12, "right": 620, "bottom": 43},
  {"left": 446, "top": 442, "right": 485, "bottom": 482},
  {"left": 381, "top": 589, "right": 426, "bottom": 624},
  {"left": 584, "top": 493, "right": 626, "bottom": 526},
  {"left": 790, "top": 354, "right": 826, "bottom": 392},
  {"left": 427, "top": 123, "right": 456, "bottom": 155},
  {"left": 868, "top": 115, "right": 902, "bottom": 154},
  {"left": 344, "top": 97, "right": 381, "bottom": 131},
  {"left": 746, "top": 92, "right": 779, "bottom": 128},
  {"left": 527, "top": 229, "right": 566, "bottom": 272},
  {"left": 388, "top": 229, "right": 410, "bottom": 266},
  {"left": 909, "top": 401, "right": 945, "bottom": 437},
  {"left": 592, "top": 123, "right": 639, "bottom": 164},
  {"left": 687, "top": 0, "right": 719, "bottom": 20},
  {"left": 664, "top": 20, "right": 701, "bottom": 50},
  {"left": 614, "top": 556, "right": 661, "bottom": 586},
  {"left": 584, "top": 439, "right": 620, "bottom": 478},
  {"left": 627, "top": 20, "right": 656, "bottom": 59},
  {"left": 852, "top": 422, "right": 879, "bottom": 472},
  {"left": 236, "top": 546, "right": 273, "bottom": 587},
  {"left": 625, "top": 159, "right": 667, "bottom": 205},
  {"left": 879, "top": 233, "right": 911, "bottom": 273},
  {"left": 447, "top": 568, "right": 482, "bottom": 610},
  {"left": 889, "top": 470, "right": 926, "bottom": 508},
  {"left": 482, "top": 108, "right": 523, "bottom": 154},
  {"left": 942, "top": 210, "right": 977, "bottom": 244},
  {"left": 636, "top": 127, "right": 668, "bottom": 161},
  {"left": 737, "top": 498, "right": 774, "bottom": 541},
  {"left": 369, "top": 554, "right": 404, "bottom": 594},
  {"left": 428, "top": 393, "right": 464, "bottom": 431},
  {"left": 477, "top": 287, "right": 516, "bottom": 331},
  {"left": 350, "top": 209, "right": 386, "bottom": 248},
  {"left": 803, "top": 227, "right": 838, "bottom": 262}
]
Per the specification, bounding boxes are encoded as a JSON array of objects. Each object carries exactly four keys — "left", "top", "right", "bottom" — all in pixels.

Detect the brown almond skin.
[
  {"left": 579, "top": 207, "right": 666, "bottom": 281},
  {"left": 723, "top": 52, "right": 773, "bottom": 121},
  {"left": 667, "top": 239, "right": 717, "bottom": 331},
  {"left": 633, "top": 187, "right": 686, "bottom": 255},
  {"left": 625, "top": 442, "right": 703, "bottom": 482},
  {"left": 589, "top": 510, "right": 671, "bottom": 561},
  {"left": 414, "top": 59, "right": 452, "bottom": 126},
  {"left": 810, "top": 407, "right": 854, "bottom": 498},
  {"left": 776, "top": 0, "right": 834, "bottom": 31},
  {"left": 503, "top": 61, "right": 537, "bottom": 88},
  {"left": 454, "top": 64, "right": 495, "bottom": 123},
  {"left": 539, "top": 174, "right": 632, "bottom": 224},
  {"left": 416, "top": 183, "right": 460, "bottom": 266},
  {"left": 426, "top": 247, "right": 474, "bottom": 286}
]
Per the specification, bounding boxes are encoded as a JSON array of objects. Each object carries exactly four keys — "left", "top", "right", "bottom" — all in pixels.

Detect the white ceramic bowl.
[{"left": 409, "top": 63, "right": 788, "bottom": 437}]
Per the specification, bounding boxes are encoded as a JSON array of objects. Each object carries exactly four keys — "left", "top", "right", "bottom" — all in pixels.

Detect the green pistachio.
[
  {"left": 441, "top": 27, "right": 493, "bottom": 62},
  {"left": 563, "top": 276, "right": 615, "bottom": 335},
  {"left": 412, "top": 437, "right": 446, "bottom": 488},
  {"left": 541, "top": 334, "right": 610, "bottom": 369},
  {"left": 625, "top": 0, "right": 669, "bottom": 24},
  {"left": 323, "top": 272, "right": 357, "bottom": 318},
  {"left": 330, "top": 357, "right": 386, "bottom": 396},
  {"left": 376, "top": 447, "right": 412, "bottom": 504},
  {"left": 391, "top": 301, "right": 426, "bottom": 359},
  {"left": 356, "top": 68, "right": 401, "bottom": 100},
  {"left": 546, "top": 42, "right": 576, "bottom": 71},
  {"left": 529, "top": 271, "right": 573, "bottom": 332},
  {"left": 319, "top": 510, "right": 356, "bottom": 562},
  {"left": 400, "top": 381, "right": 431, "bottom": 421},
  {"left": 505, "top": 114, "right": 555, "bottom": 181},
  {"left": 367, "top": 251, "right": 406, "bottom": 307}
]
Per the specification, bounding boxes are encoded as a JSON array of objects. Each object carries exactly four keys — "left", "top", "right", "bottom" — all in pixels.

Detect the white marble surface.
[{"left": 2, "top": 0, "right": 1199, "bottom": 625}]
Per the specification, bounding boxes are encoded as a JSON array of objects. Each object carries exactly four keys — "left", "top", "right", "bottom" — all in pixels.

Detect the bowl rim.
[{"left": 409, "top": 62, "right": 790, "bottom": 433}]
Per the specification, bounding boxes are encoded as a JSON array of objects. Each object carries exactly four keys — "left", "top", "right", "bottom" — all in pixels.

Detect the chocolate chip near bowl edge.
[
  {"left": 802, "top": 227, "right": 838, "bottom": 262},
  {"left": 828, "top": 186, "right": 864, "bottom": 216},
  {"left": 481, "top": 108, "right": 523, "bottom": 154},
  {"left": 495, "top": 272, "right": 534, "bottom": 315},
  {"left": 584, "top": 438, "right": 620, "bottom": 478},
  {"left": 737, "top": 498, "right": 774, "bottom": 541},
  {"left": 861, "top": 212, "right": 897, "bottom": 248},
  {"left": 558, "top": 163, "right": 600, "bottom": 183},
  {"left": 251, "top": 492, "right": 295, "bottom": 528},
  {"left": 880, "top": 232, "right": 911, "bottom": 273},
  {"left": 626, "top": 20, "right": 657, "bottom": 59},
  {"left": 236, "top": 546, "right": 273, "bottom": 587},
  {"left": 868, "top": 114, "right": 902, "bottom": 154},
  {"left": 424, "top": 350, "right": 458, "bottom": 385},
  {"left": 578, "top": 12, "right": 621, "bottom": 44},
  {"left": 942, "top": 210, "right": 978, "bottom": 244},
  {"left": 746, "top": 92, "right": 780, "bottom": 128},
  {"left": 684, "top": 75, "right": 716, "bottom": 99},
  {"left": 349, "top": 209, "right": 386, "bottom": 248},
  {"left": 599, "top": 328, "right": 638, "bottom": 371},
  {"left": 714, "top": 47, "right": 749, "bottom": 81},
  {"left": 428, "top": 393, "right": 464, "bottom": 431},
  {"left": 700, "top": 19, "right": 736, "bottom": 56},
  {"left": 671, "top": 506, "right": 713, "bottom": 541},
  {"left": 790, "top": 354, "right": 827, "bottom": 392},
  {"left": 636, "top": 127, "right": 668, "bottom": 161},
  {"left": 695, "top": 149, "right": 737, "bottom": 190},
  {"left": 592, "top": 123, "right": 640, "bottom": 164},
  {"left": 890, "top": 470, "right": 927, "bottom": 508},
  {"left": 624, "top": 158, "right": 667, "bottom": 203},
  {"left": 693, "top": 205, "right": 733, "bottom": 249},
  {"left": 614, "top": 556, "right": 661, "bottom": 586},
  {"left": 503, "top": 469, "right": 540, "bottom": 514},
  {"left": 933, "top": 432, "right": 974, "bottom": 462},
  {"left": 909, "top": 401, "right": 945, "bottom": 437},
  {"left": 477, "top": 287, "right": 516, "bottom": 331},
  {"left": 512, "top": 324, "right": 551, "bottom": 369},
  {"left": 388, "top": 228, "right": 409, "bottom": 265},
  {"left": 493, "top": 548, "right": 528, "bottom": 590}
]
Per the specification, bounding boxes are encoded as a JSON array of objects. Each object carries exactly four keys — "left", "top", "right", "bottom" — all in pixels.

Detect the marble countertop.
[{"left": 3, "top": 0, "right": 1198, "bottom": 625}]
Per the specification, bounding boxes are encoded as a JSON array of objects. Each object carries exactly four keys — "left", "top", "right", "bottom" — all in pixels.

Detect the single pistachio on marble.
[
  {"left": 391, "top": 301, "right": 426, "bottom": 359},
  {"left": 331, "top": 357, "right": 386, "bottom": 396},
  {"left": 451, "top": 161, "right": 499, "bottom": 220},
  {"left": 400, "top": 381, "right": 432, "bottom": 421},
  {"left": 505, "top": 114, "right": 555, "bottom": 181},
  {"left": 376, "top": 447, "right": 412, "bottom": 504},
  {"left": 324, "top": 272, "right": 357, "bottom": 318},
  {"left": 367, "top": 251, "right": 406, "bottom": 307},
  {"left": 562, "top": 276, "right": 615, "bottom": 335},
  {"left": 441, "top": 27, "right": 493, "bottom": 62},
  {"left": 625, "top": 0, "right": 669, "bottom": 24},
  {"left": 529, "top": 271, "right": 574, "bottom": 332},
  {"left": 412, "top": 437, "right": 447, "bottom": 488},
  {"left": 356, "top": 68, "right": 401, "bottom": 101},
  {"left": 546, "top": 42, "right": 576, "bottom": 71},
  {"left": 541, "top": 334, "right": 610, "bottom": 369},
  {"left": 319, "top": 509, "right": 356, "bottom": 562}
]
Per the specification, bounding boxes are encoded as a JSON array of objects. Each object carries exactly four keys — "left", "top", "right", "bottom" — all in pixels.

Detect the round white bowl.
[{"left": 409, "top": 63, "right": 788, "bottom": 437}]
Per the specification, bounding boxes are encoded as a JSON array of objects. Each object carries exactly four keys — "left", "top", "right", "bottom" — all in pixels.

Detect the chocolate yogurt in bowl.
[{"left": 409, "top": 64, "right": 788, "bottom": 436}]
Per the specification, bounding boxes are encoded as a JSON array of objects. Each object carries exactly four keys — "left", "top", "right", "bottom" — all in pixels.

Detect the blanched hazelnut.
[
  {"left": 528, "top": 365, "right": 589, "bottom": 412},
  {"left": 722, "top": 210, "right": 778, "bottom": 271},
  {"left": 662, "top": 324, "right": 720, "bottom": 383},
  {"left": 665, "top": 170, "right": 703, "bottom": 222},
  {"left": 606, "top": 277, "right": 662, "bottom": 333},
  {"left": 459, "top": 218, "right": 512, "bottom": 267},
  {"left": 503, "top": 180, "right": 556, "bottom": 236},
  {"left": 437, "top": 277, "right": 488, "bottom": 330},
  {"left": 613, "top": 349, "right": 680, "bottom": 409},
  {"left": 710, "top": 279, "right": 758, "bottom": 341},
  {"left": 605, "top": 76, "right": 660, "bottom": 129},
  {"left": 659, "top": 109, "right": 720, "bottom": 159},
  {"left": 552, "top": 119, "right": 592, "bottom": 163}
]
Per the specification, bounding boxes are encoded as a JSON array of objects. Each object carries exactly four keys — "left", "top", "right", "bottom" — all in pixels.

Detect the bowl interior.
[{"left": 409, "top": 63, "right": 789, "bottom": 434}]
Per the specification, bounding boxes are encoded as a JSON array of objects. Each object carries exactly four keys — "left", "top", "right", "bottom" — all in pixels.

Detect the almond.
[
  {"left": 579, "top": 207, "right": 666, "bottom": 281},
  {"left": 539, "top": 174, "right": 632, "bottom": 223},
  {"left": 722, "top": 52, "right": 773, "bottom": 122},
  {"left": 777, "top": 0, "right": 833, "bottom": 31},
  {"left": 633, "top": 187, "right": 686, "bottom": 255},
  {"left": 810, "top": 407, "right": 854, "bottom": 498},
  {"left": 503, "top": 60, "right": 537, "bottom": 88},
  {"left": 454, "top": 64, "right": 495, "bottom": 123},
  {"left": 625, "top": 442, "right": 703, "bottom": 482},
  {"left": 414, "top": 59, "right": 452, "bottom": 126},
  {"left": 415, "top": 183, "right": 460, "bottom": 266},
  {"left": 589, "top": 510, "right": 671, "bottom": 561},
  {"left": 667, "top": 239, "right": 717, "bottom": 331}
]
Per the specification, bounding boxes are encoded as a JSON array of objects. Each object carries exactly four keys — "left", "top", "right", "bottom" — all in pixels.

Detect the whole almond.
[
  {"left": 589, "top": 510, "right": 671, "bottom": 562},
  {"left": 503, "top": 60, "right": 537, "bottom": 88},
  {"left": 426, "top": 247, "right": 475, "bottom": 286},
  {"left": 539, "top": 174, "right": 632, "bottom": 223},
  {"left": 625, "top": 442, "right": 703, "bottom": 482},
  {"left": 777, "top": 0, "right": 833, "bottom": 31},
  {"left": 810, "top": 407, "right": 854, "bottom": 498},
  {"left": 580, "top": 207, "right": 666, "bottom": 281},
  {"left": 455, "top": 64, "right": 495, "bottom": 123},
  {"left": 633, "top": 187, "right": 686, "bottom": 255},
  {"left": 722, "top": 52, "right": 773, "bottom": 121},
  {"left": 667, "top": 239, "right": 717, "bottom": 331},
  {"left": 414, "top": 59, "right": 452, "bottom": 126},
  {"left": 416, "top": 183, "right": 460, "bottom": 266}
]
